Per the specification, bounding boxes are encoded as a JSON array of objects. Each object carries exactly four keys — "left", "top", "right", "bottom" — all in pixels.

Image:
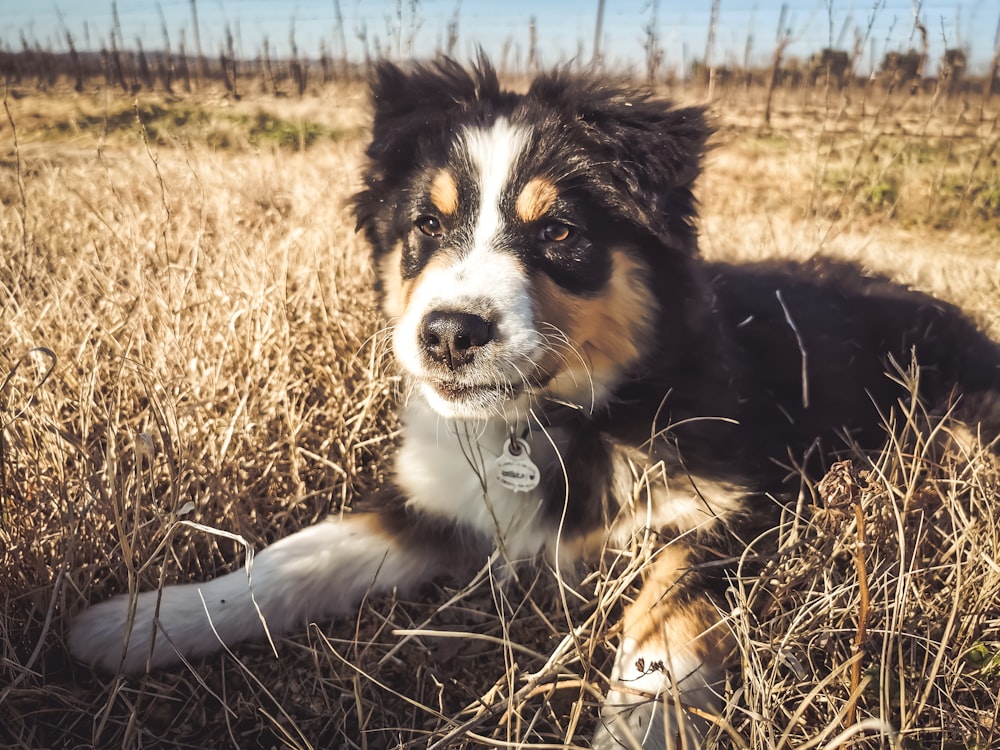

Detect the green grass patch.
[
  {"left": 813, "top": 134, "right": 1000, "bottom": 230},
  {"left": 743, "top": 131, "right": 795, "bottom": 152},
  {"left": 29, "top": 100, "right": 360, "bottom": 151}
]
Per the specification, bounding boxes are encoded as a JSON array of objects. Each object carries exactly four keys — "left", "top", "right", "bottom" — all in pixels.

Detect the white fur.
[
  {"left": 68, "top": 516, "right": 433, "bottom": 673},
  {"left": 394, "top": 398, "right": 554, "bottom": 562},
  {"left": 463, "top": 118, "right": 529, "bottom": 254},
  {"left": 594, "top": 635, "right": 723, "bottom": 749}
]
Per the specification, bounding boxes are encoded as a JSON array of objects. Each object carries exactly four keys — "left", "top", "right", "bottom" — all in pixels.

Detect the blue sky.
[{"left": 3, "top": 1, "right": 999, "bottom": 75}]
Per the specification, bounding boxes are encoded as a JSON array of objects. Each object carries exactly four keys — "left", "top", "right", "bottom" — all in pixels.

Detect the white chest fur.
[{"left": 393, "top": 398, "right": 558, "bottom": 561}]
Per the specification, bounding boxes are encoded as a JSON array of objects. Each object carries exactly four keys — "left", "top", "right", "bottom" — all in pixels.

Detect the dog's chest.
[{"left": 393, "top": 400, "right": 567, "bottom": 560}]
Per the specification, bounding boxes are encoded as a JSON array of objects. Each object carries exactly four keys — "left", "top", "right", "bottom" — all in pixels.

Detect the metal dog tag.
[{"left": 494, "top": 438, "right": 540, "bottom": 493}]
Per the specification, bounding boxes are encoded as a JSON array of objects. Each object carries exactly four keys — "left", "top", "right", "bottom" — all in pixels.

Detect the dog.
[{"left": 69, "top": 58, "right": 1000, "bottom": 748}]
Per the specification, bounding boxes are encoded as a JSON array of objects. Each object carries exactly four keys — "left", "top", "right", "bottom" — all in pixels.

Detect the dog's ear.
[
  {"left": 354, "top": 56, "right": 502, "bottom": 238},
  {"left": 368, "top": 56, "right": 500, "bottom": 163},
  {"left": 530, "top": 75, "right": 710, "bottom": 251}
]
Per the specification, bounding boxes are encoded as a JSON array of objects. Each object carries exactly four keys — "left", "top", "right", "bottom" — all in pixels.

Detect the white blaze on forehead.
[{"left": 462, "top": 118, "right": 531, "bottom": 252}]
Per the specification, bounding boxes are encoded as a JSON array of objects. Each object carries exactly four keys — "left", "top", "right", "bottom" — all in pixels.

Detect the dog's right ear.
[
  {"left": 354, "top": 57, "right": 501, "bottom": 238},
  {"left": 366, "top": 56, "right": 500, "bottom": 176}
]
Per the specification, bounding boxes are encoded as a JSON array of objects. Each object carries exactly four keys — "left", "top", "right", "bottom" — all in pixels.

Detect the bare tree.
[
  {"left": 220, "top": 24, "right": 239, "bottom": 98},
  {"left": 355, "top": 20, "right": 371, "bottom": 73},
  {"left": 980, "top": 10, "right": 1000, "bottom": 114},
  {"left": 290, "top": 24, "right": 307, "bottom": 96},
  {"left": 764, "top": 4, "right": 790, "bottom": 127},
  {"left": 593, "top": 0, "right": 606, "bottom": 67},
  {"left": 704, "top": 0, "right": 720, "bottom": 97},
  {"left": 261, "top": 37, "right": 279, "bottom": 95},
  {"left": 742, "top": 23, "right": 755, "bottom": 91},
  {"left": 157, "top": 4, "right": 175, "bottom": 94},
  {"left": 109, "top": 2, "right": 137, "bottom": 92},
  {"left": 642, "top": 0, "right": 663, "bottom": 84},
  {"left": 404, "top": 0, "right": 422, "bottom": 58},
  {"left": 445, "top": 2, "right": 461, "bottom": 59},
  {"left": 911, "top": 6, "right": 929, "bottom": 94},
  {"left": 319, "top": 40, "right": 331, "bottom": 83},
  {"left": 332, "top": 0, "right": 348, "bottom": 74},
  {"left": 177, "top": 30, "right": 191, "bottom": 92},
  {"left": 528, "top": 17, "right": 538, "bottom": 72},
  {"left": 190, "top": 0, "right": 206, "bottom": 86},
  {"left": 136, "top": 38, "right": 154, "bottom": 90},
  {"left": 65, "top": 31, "right": 83, "bottom": 92}
]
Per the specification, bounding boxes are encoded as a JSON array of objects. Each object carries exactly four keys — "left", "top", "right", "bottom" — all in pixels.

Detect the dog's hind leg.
[
  {"left": 593, "top": 546, "right": 729, "bottom": 750},
  {"left": 68, "top": 508, "right": 457, "bottom": 674}
]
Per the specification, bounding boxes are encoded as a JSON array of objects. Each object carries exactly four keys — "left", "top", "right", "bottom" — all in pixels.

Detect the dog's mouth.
[
  {"left": 415, "top": 374, "right": 533, "bottom": 418},
  {"left": 426, "top": 377, "right": 522, "bottom": 403},
  {"left": 410, "top": 349, "right": 570, "bottom": 414}
]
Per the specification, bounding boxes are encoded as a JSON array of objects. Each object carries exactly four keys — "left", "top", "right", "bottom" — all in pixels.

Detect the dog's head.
[{"left": 354, "top": 58, "right": 710, "bottom": 420}]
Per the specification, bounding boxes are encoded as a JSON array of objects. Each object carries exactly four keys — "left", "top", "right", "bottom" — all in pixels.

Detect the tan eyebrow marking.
[
  {"left": 430, "top": 169, "right": 460, "bottom": 216},
  {"left": 515, "top": 176, "right": 559, "bottom": 223}
]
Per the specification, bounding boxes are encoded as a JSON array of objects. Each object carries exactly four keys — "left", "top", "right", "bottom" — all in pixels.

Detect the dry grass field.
[{"left": 2, "top": 74, "right": 1000, "bottom": 749}]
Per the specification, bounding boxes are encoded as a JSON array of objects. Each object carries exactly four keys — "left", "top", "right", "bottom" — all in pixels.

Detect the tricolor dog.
[{"left": 69, "top": 59, "right": 1000, "bottom": 748}]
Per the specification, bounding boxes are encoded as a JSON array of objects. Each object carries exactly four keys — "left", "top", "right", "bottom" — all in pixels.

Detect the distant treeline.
[
  {"left": 691, "top": 47, "right": 1000, "bottom": 98},
  {"left": 1, "top": 42, "right": 998, "bottom": 100},
  {"left": 0, "top": 41, "right": 365, "bottom": 98}
]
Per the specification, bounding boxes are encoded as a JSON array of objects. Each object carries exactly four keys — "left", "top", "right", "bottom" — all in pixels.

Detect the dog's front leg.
[
  {"left": 593, "top": 546, "right": 729, "bottom": 750},
  {"left": 69, "top": 505, "right": 459, "bottom": 674}
]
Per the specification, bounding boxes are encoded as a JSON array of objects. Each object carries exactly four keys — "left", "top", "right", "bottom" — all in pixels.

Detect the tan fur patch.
[
  {"left": 559, "top": 527, "right": 608, "bottom": 564},
  {"left": 608, "top": 445, "right": 747, "bottom": 539},
  {"left": 392, "top": 249, "right": 466, "bottom": 321},
  {"left": 534, "top": 249, "right": 656, "bottom": 405},
  {"left": 430, "top": 169, "right": 459, "bottom": 216},
  {"left": 377, "top": 244, "right": 413, "bottom": 319},
  {"left": 515, "top": 176, "right": 559, "bottom": 223},
  {"left": 622, "top": 546, "right": 729, "bottom": 660}
]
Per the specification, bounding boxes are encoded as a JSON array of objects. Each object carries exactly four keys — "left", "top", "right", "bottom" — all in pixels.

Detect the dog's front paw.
[
  {"left": 592, "top": 689, "right": 667, "bottom": 750},
  {"left": 594, "top": 634, "right": 721, "bottom": 749}
]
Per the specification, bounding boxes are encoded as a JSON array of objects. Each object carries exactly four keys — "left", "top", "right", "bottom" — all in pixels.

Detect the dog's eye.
[
  {"left": 415, "top": 215, "right": 444, "bottom": 238},
  {"left": 540, "top": 223, "right": 574, "bottom": 243}
]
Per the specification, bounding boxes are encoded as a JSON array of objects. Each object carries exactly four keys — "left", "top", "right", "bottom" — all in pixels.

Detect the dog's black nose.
[{"left": 420, "top": 311, "right": 494, "bottom": 370}]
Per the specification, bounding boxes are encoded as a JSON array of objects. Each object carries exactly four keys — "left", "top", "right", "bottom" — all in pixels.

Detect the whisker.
[{"left": 536, "top": 323, "right": 598, "bottom": 411}]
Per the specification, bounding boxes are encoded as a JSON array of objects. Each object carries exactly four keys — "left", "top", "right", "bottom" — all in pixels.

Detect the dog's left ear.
[{"left": 530, "top": 75, "right": 710, "bottom": 250}]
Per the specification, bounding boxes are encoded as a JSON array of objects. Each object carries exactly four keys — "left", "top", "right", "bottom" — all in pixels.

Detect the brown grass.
[{"left": 2, "top": 77, "right": 999, "bottom": 749}]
